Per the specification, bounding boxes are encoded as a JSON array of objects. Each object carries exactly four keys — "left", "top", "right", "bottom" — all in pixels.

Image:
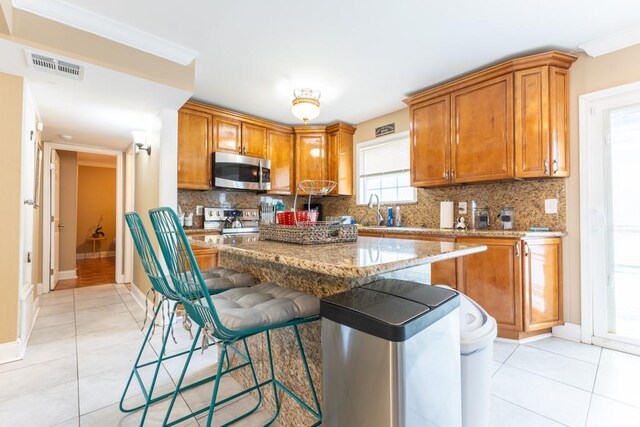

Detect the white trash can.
[{"left": 437, "top": 285, "right": 497, "bottom": 427}]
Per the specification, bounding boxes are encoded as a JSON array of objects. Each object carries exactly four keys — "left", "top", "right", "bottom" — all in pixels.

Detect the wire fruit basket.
[{"left": 259, "top": 180, "right": 357, "bottom": 244}]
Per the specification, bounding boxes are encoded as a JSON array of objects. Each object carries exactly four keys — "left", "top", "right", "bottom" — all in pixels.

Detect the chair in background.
[
  {"left": 120, "top": 211, "right": 256, "bottom": 425},
  {"left": 149, "top": 207, "right": 322, "bottom": 427}
]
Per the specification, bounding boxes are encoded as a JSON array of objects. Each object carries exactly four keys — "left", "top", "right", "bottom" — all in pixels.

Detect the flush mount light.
[
  {"left": 292, "top": 88, "right": 320, "bottom": 124},
  {"left": 132, "top": 130, "right": 151, "bottom": 155}
]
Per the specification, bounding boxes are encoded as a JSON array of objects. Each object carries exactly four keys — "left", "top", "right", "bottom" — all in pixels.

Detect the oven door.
[{"left": 213, "top": 152, "right": 271, "bottom": 191}]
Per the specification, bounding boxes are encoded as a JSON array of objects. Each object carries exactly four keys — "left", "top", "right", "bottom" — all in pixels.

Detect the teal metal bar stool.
[
  {"left": 121, "top": 211, "right": 257, "bottom": 425},
  {"left": 149, "top": 207, "right": 322, "bottom": 427}
]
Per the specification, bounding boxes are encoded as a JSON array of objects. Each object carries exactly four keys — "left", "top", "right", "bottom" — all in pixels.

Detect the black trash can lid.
[{"left": 321, "top": 279, "right": 459, "bottom": 342}]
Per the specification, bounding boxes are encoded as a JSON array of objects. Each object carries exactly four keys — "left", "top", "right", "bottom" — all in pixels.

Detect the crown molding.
[
  {"left": 12, "top": 0, "right": 199, "bottom": 65},
  {"left": 579, "top": 25, "right": 640, "bottom": 57}
]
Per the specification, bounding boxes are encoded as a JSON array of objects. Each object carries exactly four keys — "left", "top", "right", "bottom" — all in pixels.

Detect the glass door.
[{"left": 600, "top": 105, "right": 640, "bottom": 343}]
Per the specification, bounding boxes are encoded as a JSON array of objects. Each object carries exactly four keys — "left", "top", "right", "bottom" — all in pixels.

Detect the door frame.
[
  {"left": 42, "top": 142, "right": 127, "bottom": 293},
  {"left": 579, "top": 79, "right": 640, "bottom": 354}
]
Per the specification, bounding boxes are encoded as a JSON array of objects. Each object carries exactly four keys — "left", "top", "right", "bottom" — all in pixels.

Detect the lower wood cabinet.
[
  {"left": 190, "top": 243, "right": 218, "bottom": 271},
  {"left": 357, "top": 231, "right": 563, "bottom": 339},
  {"left": 457, "top": 236, "right": 562, "bottom": 339}
]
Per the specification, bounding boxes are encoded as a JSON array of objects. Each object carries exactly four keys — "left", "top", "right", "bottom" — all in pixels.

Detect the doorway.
[
  {"left": 54, "top": 151, "right": 119, "bottom": 290},
  {"left": 581, "top": 81, "right": 640, "bottom": 354},
  {"left": 42, "top": 143, "right": 129, "bottom": 293}
]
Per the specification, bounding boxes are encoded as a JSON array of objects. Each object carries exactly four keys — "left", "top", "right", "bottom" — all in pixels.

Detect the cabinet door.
[
  {"left": 549, "top": 66, "right": 570, "bottom": 177},
  {"left": 452, "top": 75, "right": 514, "bottom": 183},
  {"left": 190, "top": 245, "right": 219, "bottom": 271},
  {"left": 457, "top": 238, "right": 522, "bottom": 333},
  {"left": 212, "top": 116, "right": 241, "bottom": 154},
  {"left": 178, "top": 109, "right": 212, "bottom": 189},
  {"left": 295, "top": 133, "right": 327, "bottom": 185},
  {"left": 241, "top": 123, "right": 267, "bottom": 158},
  {"left": 327, "top": 128, "right": 354, "bottom": 196},
  {"left": 411, "top": 96, "right": 451, "bottom": 187},
  {"left": 267, "top": 129, "right": 294, "bottom": 195},
  {"left": 515, "top": 66, "right": 550, "bottom": 178},
  {"left": 522, "top": 238, "right": 562, "bottom": 331}
]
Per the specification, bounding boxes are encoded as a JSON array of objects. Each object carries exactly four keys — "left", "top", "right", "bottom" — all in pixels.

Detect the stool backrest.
[
  {"left": 124, "top": 211, "right": 180, "bottom": 301},
  {"left": 148, "top": 207, "right": 233, "bottom": 339}
]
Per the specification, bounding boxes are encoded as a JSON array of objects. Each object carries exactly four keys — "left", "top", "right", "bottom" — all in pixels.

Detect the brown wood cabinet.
[
  {"left": 267, "top": 129, "right": 295, "bottom": 195},
  {"left": 410, "top": 96, "right": 451, "bottom": 187},
  {"left": 522, "top": 238, "right": 563, "bottom": 331},
  {"left": 212, "top": 115, "right": 241, "bottom": 154},
  {"left": 514, "top": 66, "right": 571, "bottom": 178},
  {"left": 178, "top": 108, "right": 212, "bottom": 189},
  {"left": 190, "top": 244, "right": 218, "bottom": 271},
  {"left": 294, "top": 127, "right": 328, "bottom": 191},
  {"left": 326, "top": 123, "right": 356, "bottom": 196},
  {"left": 457, "top": 236, "right": 563, "bottom": 339},
  {"left": 404, "top": 51, "right": 577, "bottom": 188},
  {"left": 457, "top": 238, "right": 523, "bottom": 335},
  {"left": 452, "top": 75, "right": 514, "bottom": 183},
  {"left": 241, "top": 122, "right": 267, "bottom": 158}
]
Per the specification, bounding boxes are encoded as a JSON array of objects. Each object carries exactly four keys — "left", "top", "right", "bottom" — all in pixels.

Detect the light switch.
[
  {"left": 544, "top": 199, "right": 558, "bottom": 214},
  {"left": 196, "top": 205, "right": 204, "bottom": 216},
  {"left": 458, "top": 202, "right": 467, "bottom": 215}
]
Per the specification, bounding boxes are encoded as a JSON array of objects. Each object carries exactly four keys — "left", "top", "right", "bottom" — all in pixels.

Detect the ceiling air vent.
[{"left": 25, "top": 50, "right": 85, "bottom": 81}]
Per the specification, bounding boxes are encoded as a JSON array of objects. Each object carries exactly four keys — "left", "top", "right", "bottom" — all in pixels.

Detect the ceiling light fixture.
[
  {"left": 132, "top": 130, "right": 151, "bottom": 155},
  {"left": 292, "top": 88, "right": 321, "bottom": 124}
]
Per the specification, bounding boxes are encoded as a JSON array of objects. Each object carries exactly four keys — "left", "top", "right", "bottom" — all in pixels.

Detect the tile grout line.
[
  {"left": 500, "top": 363, "right": 594, "bottom": 398},
  {"left": 583, "top": 348, "right": 604, "bottom": 427},
  {"left": 491, "top": 395, "right": 571, "bottom": 426},
  {"left": 73, "top": 287, "right": 81, "bottom": 425},
  {"left": 523, "top": 341, "right": 601, "bottom": 365}
]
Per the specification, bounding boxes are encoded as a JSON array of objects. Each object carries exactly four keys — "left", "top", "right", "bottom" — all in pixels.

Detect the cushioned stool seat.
[
  {"left": 212, "top": 283, "right": 320, "bottom": 331},
  {"left": 203, "top": 272, "right": 257, "bottom": 292}
]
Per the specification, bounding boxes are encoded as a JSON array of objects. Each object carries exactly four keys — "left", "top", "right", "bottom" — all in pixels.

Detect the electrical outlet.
[
  {"left": 458, "top": 202, "right": 467, "bottom": 215},
  {"left": 196, "top": 205, "right": 204, "bottom": 216},
  {"left": 544, "top": 199, "right": 558, "bottom": 214}
]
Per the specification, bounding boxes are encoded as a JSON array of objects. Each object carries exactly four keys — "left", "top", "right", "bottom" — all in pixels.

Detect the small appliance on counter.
[
  {"left": 440, "top": 201, "right": 454, "bottom": 229},
  {"left": 203, "top": 207, "right": 260, "bottom": 234},
  {"left": 475, "top": 207, "right": 490, "bottom": 229},
  {"left": 497, "top": 207, "right": 515, "bottom": 230}
]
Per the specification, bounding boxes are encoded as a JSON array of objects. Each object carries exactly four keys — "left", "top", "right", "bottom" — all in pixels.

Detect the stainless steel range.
[{"left": 203, "top": 207, "right": 260, "bottom": 234}]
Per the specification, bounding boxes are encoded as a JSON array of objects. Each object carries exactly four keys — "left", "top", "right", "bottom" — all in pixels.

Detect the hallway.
[{"left": 56, "top": 257, "right": 116, "bottom": 291}]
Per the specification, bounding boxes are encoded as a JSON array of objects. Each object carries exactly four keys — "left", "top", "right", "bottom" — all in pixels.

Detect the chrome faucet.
[{"left": 367, "top": 193, "right": 384, "bottom": 226}]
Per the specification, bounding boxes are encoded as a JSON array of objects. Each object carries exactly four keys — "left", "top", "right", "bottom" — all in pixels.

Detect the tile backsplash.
[
  {"left": 178, "top": 189, "right": 295, "bottom": 229},
  {"left": 320, "top": 178, "right": 567, "bottom": 231}
]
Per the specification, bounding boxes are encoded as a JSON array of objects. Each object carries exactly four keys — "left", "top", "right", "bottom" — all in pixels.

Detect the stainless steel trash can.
[{"left": 321, "top": 279, "right": 462, "bottom": 427}]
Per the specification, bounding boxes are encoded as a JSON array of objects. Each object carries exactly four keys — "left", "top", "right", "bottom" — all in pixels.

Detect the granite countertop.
[
  {"left": 189, "top": 235, "right": 486, "bottom": 278},
  {"left": 183, "top": 228, "right": 221, "bottom": 235},
  {"left": 359, "top": 226, "right": 566, "bottom": 238}
]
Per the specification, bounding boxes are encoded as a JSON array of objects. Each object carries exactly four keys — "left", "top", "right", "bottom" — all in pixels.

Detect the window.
[{"left": 357, "top": 131, "right": 416, "bottom": 205}]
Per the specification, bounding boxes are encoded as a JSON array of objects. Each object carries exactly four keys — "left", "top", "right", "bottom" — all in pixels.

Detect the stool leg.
[
  {"left": 204, "top": 345, "right": 228, "bottom": 427},
  {"left": 294, "top": 324, "right": 322, "bottom": 421},
  {"left": 263, "top": 330, "right": 281, "bottom": 426}
]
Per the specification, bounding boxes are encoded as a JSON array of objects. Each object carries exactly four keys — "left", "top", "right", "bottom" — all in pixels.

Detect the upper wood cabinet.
[
  {"left": 177, "top": 108, "right": 212, "bottom": 189},
  {"left": 212, "top": 116, "right": 241, "bottom": 154},
  {"left": 514, "top": 66, "right": 571, "bottom": 178},
  {"left": 410, "top": 95, "right": 451, "bottom": 187},
  {"left": 241, "top": 123, "right": 267, "bottom": 158},
  {"left": 452, "top": 75, "right": 514, "bottom": 183},
  {"left": 294, "top": 127, "right": 327, "bottom": 189},
  {"left": 404, "top": 51, "right": 577, "bottom": 187},
  {"left": 326, "top": 123, "right": 356, "bottom": 196},
  {"left": 267, "top": 129, "right": 294, "bottom": 195}
]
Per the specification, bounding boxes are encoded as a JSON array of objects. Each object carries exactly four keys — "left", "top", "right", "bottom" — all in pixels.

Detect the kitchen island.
[{"left": 189, "top": 235, "right": 486, "bottom": 425}]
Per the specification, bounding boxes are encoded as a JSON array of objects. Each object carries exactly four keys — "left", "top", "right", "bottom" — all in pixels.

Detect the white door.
[
  {"left": 50, "top": 150, "right": 61, "bottom": 290},
  {"left": 583, "top": 86, "right": 640, "bottom": 353}
]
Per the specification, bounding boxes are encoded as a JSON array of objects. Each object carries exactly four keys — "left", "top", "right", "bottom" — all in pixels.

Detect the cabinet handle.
[
  {"left": 524, "top": 242, "right": 530, "bottom": 257},
  {"left": 238, "top": 146, "right": 242, "bottom": 154},
  {"left": 515, "top": 242, "right": 520, "bottom": 257},
  {"left": 451, "top": 169, "right": 455, "bottom": 182},
  {"left": 553, "top": 159, "right": 559, "bottom": 174},
  {"left": 444, "top": 170, "right": 449, "bottom": 181},
  {"left": 544, "top": 159, "right": 549, "bottom": 175}
]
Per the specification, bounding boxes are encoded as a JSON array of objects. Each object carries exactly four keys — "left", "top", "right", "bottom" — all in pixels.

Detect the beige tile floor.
[{"left": 1, "top": 283, "right": 640, "bottom": 426}]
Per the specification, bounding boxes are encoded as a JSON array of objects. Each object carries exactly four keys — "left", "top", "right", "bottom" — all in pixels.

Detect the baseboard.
[
  {"left": 552, "top": 323, "right": 582, "bottom": 342},
  {"left": 130, "top": 282, "right": 175, "bottom": 326},
  {"left": 76, "top": 251, "right": 115, "bottom": 260},
  {"left": 0, "top": 340, "right": 23, "bottom": 364},
  {"left": 58, "top": 270, "right": 77, "bottom": 280}
]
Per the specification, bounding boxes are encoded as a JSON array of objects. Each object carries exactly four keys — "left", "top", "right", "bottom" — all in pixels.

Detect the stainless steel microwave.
[{"left": 213, "top": 152, "right": 271, "bottom": 191}]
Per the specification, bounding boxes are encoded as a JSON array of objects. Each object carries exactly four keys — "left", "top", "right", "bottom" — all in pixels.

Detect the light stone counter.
[
  {"left": 189, "top": 235, "right": 485, "bottom": 426},
  {"left": 359, "top": 226, "right": 567, "bottom": 238}
]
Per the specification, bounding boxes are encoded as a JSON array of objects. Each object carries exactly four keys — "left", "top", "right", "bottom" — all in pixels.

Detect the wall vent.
[{"left": 25, "top": 50, "right": 85, "bottom": 81}]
